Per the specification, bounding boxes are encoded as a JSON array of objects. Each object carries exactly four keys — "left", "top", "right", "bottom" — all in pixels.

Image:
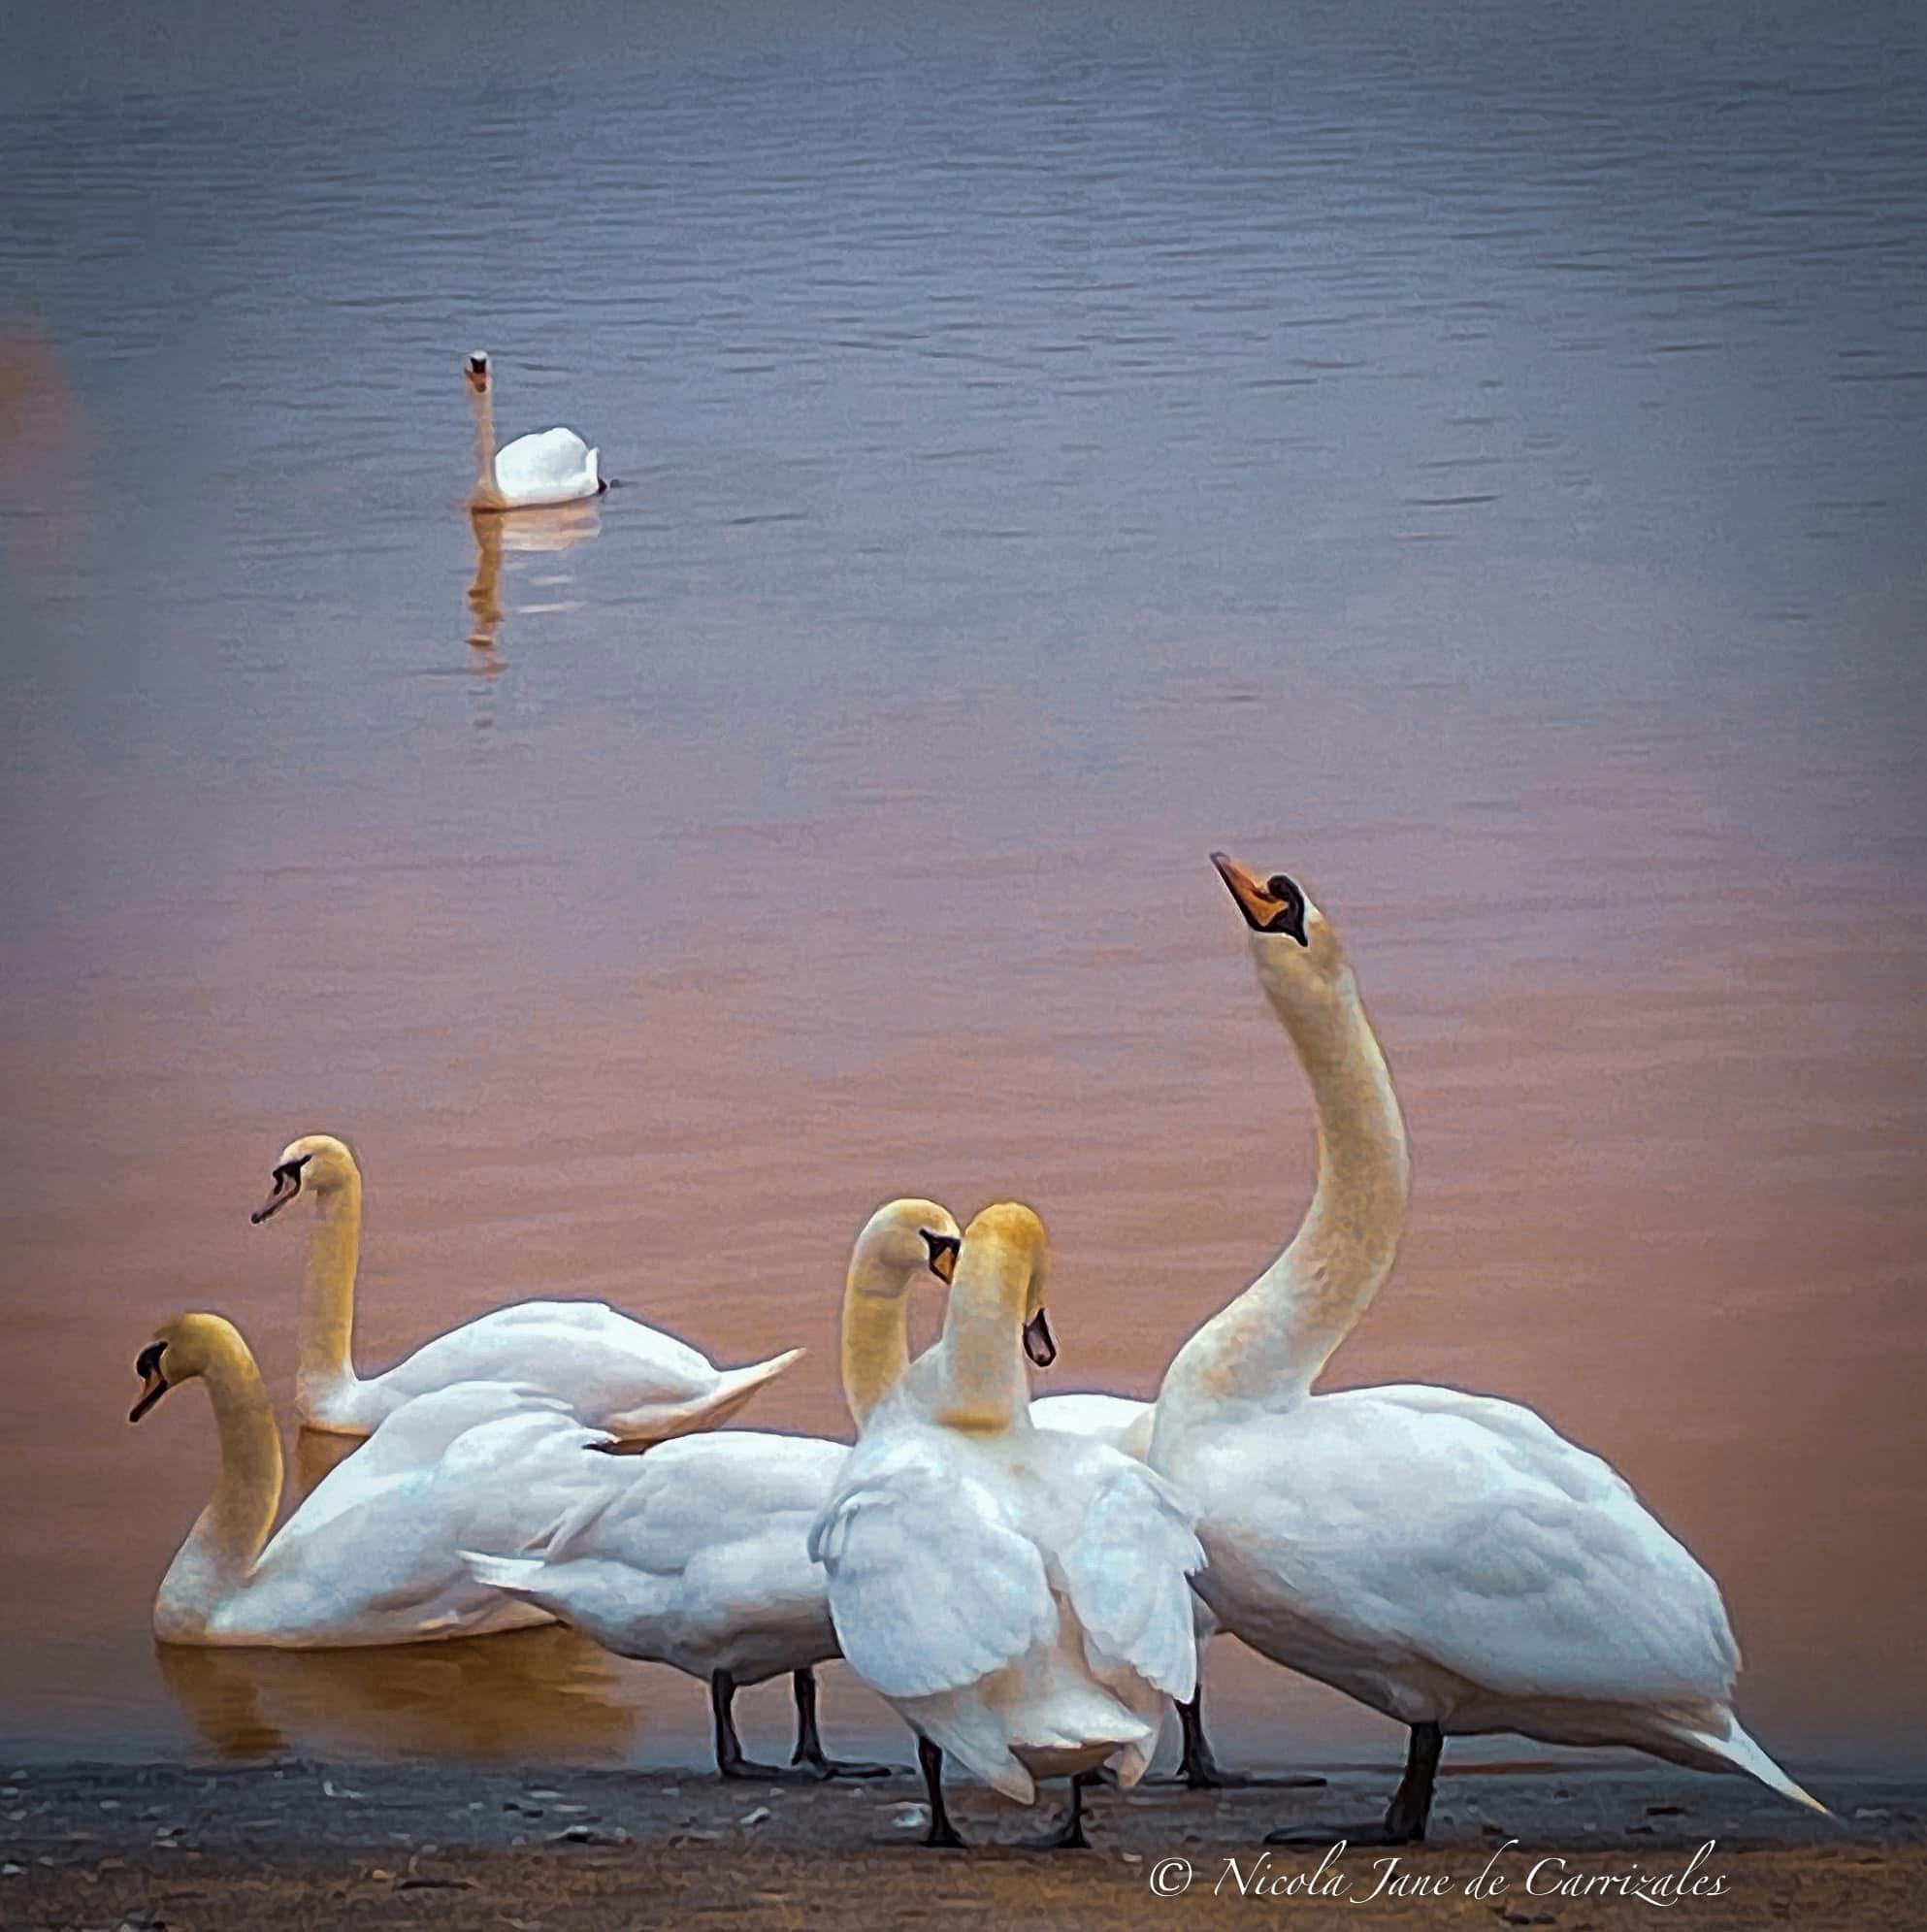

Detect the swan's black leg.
[
  {"left": 1165, "top": 1686, "right": 1329, "bottom": 1790},
  {"left": 1264, "top": 1721, "right": 1443, "bottom": 1847},
  {"left": 710, "top": 1670, "right": 791, "bottom": 1781},
  {"left": 787, "top": 1668, "right": 894, "bottom": 1780},
  {"left": 919, "top": 1737, "right": 965, "bottom": 1849},
  {"left": 1027, "top": 1771, "right": 1097, "bottom": 1850}
]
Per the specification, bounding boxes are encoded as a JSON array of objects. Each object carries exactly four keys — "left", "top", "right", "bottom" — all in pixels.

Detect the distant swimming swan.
[{"left": 465, "top": 351, "right": 603, "bottom": 509}]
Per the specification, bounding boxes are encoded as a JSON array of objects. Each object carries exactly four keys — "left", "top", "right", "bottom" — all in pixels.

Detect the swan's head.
[
  {"left": 1211, "top": 850, "right": 1345, "bottom": 992},
  {"left": 129, "top": 1312, "right": 245, "bottom": 1422},
  {"left": 251, "top": 1132, "right": 359, "bottom": 1224},
  {"left": 465, "top": 350, "right": 491, "bottom": 396},
  {"left": 850, "top": 1197, "right": 964, "bottom": 1294},
  {"left": 960, "top": 1201, "right": 1057, "bottom": 1368}
]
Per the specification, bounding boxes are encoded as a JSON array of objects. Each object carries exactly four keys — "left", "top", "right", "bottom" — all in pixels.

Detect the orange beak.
[
  {"left": 1210, "top": 851, "right": 1308, "bottom": 943},
  {"left": 1212, "top": 851, "right": 1281, "bottom": 925}
]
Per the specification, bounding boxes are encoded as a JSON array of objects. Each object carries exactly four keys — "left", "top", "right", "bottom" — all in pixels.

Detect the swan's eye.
[
  {"left": 135, "top": 1341, "right": 164, "bottom": 1379},
  {"left": 1266, "top": 875, "right": 1297, "bottom": 903}
]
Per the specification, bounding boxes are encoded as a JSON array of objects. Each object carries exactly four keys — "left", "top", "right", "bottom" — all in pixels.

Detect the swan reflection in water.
[
  {"left": 466, "top": 501, "right": 602, "bottom": 658},
  {"left": 157, "top": 1621, "right": 642, "bottom": 1761}
]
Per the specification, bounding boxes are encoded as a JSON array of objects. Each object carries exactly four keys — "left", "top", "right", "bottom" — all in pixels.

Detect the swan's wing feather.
[
  {"left": 368, "top": 1306, "right": 724, "bottom": 1420},
  {"left": 1213, "top": 1389, "right": 1739, "bottom": 1705},
  {"left": 493, "top": 428, "right": 597, "bottom": 503},
  {"left": 547, "top": 1432, "right": 847, "bottom": 1566},
  {"left": 809, "top": 1433, "right": 1055, "bottom": 1700},
  {"left": 1054, "top": 1450, "right": 1204, "bottom": 1701}
]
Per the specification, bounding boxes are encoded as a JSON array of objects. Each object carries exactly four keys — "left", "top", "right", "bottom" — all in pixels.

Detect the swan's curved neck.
[
  {"left": 154, "top": 1340, "right": 283, "bottom": 1638},
  {"left": 1157, "top": 948, "right": 1408, "bottom": 1427},
  {"left": 931, "top": 1243, "right": 1033, "bottom": 1434},
  {"left": 841, "top": 1265, "right": 918, "bottom": 1429},
  {"left": 470, "top": 384, "right": 499, "bottom": 499},
  {"left": 296, "top": 1174, "right": 363, "bottom": 1421}
]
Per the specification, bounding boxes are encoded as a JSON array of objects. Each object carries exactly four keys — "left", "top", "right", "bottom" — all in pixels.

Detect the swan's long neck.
[
  {"left": 841, "top": 1264, "right": 917, "bottom": 1429},
  {"left": 1157, "top": 945, "right": 1408, "bottom": 1428},
  {"left": 931, "top": 1240, "right": 1033, "bottom": 1435},
  {"left": 296, "top": 1174, "right": 362, "bottom": 1420},
  {"left": 471, "top": 383, "right": 499, "bottom": 497},
  {"left": 154, "top": 1341, "right": 284, "bottom": 1638}
]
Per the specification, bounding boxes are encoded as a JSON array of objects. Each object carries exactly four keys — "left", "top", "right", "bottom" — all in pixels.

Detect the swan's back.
[
  {"left": 1192, "top": 1384, "right": 1741, "bottom": 1710},
  {"left": 492, "top": 427, "right": 599, "bottom": 507},
  {"left": 360, "top": 1301, "right": 795, "bottom": 1439}
]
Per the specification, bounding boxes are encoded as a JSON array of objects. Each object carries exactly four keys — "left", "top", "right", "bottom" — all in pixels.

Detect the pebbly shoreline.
[{"left": 2, "top": 1756, "right": 1921, "bottom": 1929}]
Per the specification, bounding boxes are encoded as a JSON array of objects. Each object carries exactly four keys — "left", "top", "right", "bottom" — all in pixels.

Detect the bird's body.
[
  {"left": 1041, "top": 855, "right": 1819, "bottom": 1832},
  {"left": 460, "top": 1199, "right": 965, "bottom": 1780},
  {"left": 486, "top": 425, "right": 601, "bottom": 509},
  {"left": 131, "top": 1315, "right": 623, "bottom": 1650},
  {"left": 813, "top": 1203, "right": 1203, "bottom": 1843},
  {"left": 465, "top": 1429, "right": 842, "bottom": 1685},
  {"left": 464, "top": 352, "right": 602, "bottom": 509}
]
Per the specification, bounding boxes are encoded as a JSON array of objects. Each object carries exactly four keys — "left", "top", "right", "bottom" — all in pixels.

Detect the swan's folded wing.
[
  {"left": 1221, "top": 1388, "right": 1740, "bottom": 1706},
  {"left": 808, "top": 1435, "right": 1056, "bottom": 1700},
  {"left": 494, "top": 428, "right": 595, "bottom": 500},
  {"left": 1057, "top": 1456, "right": 1205, "bottom": 1702}
]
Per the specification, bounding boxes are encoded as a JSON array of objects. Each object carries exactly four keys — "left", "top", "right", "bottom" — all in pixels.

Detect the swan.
[
  {"left": 129, "top": 1313, "right": 625, "bottom": 1647},
  {"left": 810, "top": 1202, "right": 1204, "bottom": 1849},
  {"left": 1061, "top": 851, "right": 1822, "bottom": 1840},
  {"left": 251, "top": 1133, "right": 804, "bottom": 1442},
  {"left": 460, "top": 1198, "right": 964, "bottom": 1781},
  {"left": 465, "top": 351, "right": 603, "bottom": 509}
]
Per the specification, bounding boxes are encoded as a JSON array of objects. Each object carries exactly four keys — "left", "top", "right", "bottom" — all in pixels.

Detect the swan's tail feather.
[
  {"left": 608, "top": 1347, "right": 805, "bottom": 1444},
  {"left": 1678, "top": 1719, "right": 1830, "bottom": 1817}
]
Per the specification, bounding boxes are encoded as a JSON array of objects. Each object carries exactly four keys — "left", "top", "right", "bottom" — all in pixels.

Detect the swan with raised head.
[
  {"left": 130, "top": 1313, "right": 624, "bottom": 1647},
  {"left": 1066, "top": 852, "right": 1822, "bottom": 1838},
  {"left": 465, "top": 351, "right": 603, "bottom": 509},
  {"left": 811, "top": 1202, "right": 1204, "bottom": 1849},
  {"left": 461, "top": 1199, "right": 963, "bottom": 1781},
  {"left": 251, "top": 1133, "right": 804, "bottom": 1442}
]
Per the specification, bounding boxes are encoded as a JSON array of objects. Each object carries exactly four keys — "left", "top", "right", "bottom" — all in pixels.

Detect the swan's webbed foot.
[
  {"left": 796, "top": 1751, "right": 896, "bottom": 1781},
  {"left": 710, "top": 1669, "right": 823, "bottom": 1784},
  {"left": 717, "top": 1756, "right": 802, "bottom": 1783},
  {"left": 1023, "top": 1772, "right": 1095, "bottom": 1851},
  {"left": 1264, "top": 1721, "right": 1440, "bottom": 1849},
  {"left": 785, "top": 1667, "right": 897, "bottom": 1780},
  {"left": 1160, "top": 1688, "right": 1329, "bottom": 1788}
]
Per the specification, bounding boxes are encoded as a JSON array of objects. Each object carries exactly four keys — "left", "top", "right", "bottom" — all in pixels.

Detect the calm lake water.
[{"left": 4, "top": 3, "right": 1925, "bottom": 1776}]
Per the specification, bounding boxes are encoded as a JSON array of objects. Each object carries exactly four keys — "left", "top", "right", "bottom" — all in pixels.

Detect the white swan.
[
  {"left": 251, "top": 1133, "right": 803, "bottom": 1443},
  {"left": 465, "top": 351, "right": 603, "bottom": 509},
  {"left": 130, "top": 1313, "right": 623, "bottom": 1647},
  {"left": 460, "top": 1198, "right": 964, "bottom": 1780},
  {"left": 1061, "top": 852, "right": 1823, "bottom": 1838},
  {"left": 810, "top": 1202, "right": 1204, "bottom": 1849}
]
